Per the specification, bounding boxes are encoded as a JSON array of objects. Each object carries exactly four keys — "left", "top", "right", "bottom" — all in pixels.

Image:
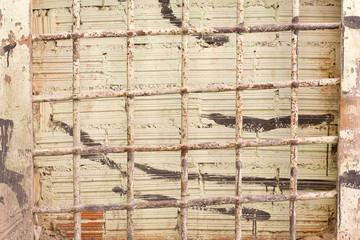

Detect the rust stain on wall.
[{"left": 4, "top": 74, "right": 11, "bottom": 83}]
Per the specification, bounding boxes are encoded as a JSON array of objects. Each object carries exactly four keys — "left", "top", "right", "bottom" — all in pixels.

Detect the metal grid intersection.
[{"left": 31, "top": 0, "right": 341, "bottom": 239}]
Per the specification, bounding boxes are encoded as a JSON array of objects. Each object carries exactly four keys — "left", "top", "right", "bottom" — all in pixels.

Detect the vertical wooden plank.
[
  {"left": 0, "top": 0, "right": 33, "bottom": 239},
  {"left": 338, "top": 0, "right": 360, "bottom": 238}
]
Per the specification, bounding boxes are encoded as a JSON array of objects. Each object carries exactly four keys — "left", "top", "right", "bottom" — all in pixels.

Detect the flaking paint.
[{"left": 0, "top": 0, "right": 33, "bottom": 239}]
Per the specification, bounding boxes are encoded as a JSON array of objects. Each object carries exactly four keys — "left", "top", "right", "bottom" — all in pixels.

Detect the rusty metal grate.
[{"left": 31, "top": 0, "right": 341, "bottom": 239}]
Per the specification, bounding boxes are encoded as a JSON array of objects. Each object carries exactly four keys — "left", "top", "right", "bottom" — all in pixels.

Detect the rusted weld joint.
[
  {"left": 181, "top": 144, "right": 189, "bottom": 151},
  {"left": 180, "top": 87, "right": 189, "bottom": 94},
  {"left": 126, "top": 92, "right": 135, "bottom": 98},
  {"left": 291, "top": 81, "right": 299, "bottom": 88},
  {"left": 127, "top": 31, "right": 134, "bottom": 37}
]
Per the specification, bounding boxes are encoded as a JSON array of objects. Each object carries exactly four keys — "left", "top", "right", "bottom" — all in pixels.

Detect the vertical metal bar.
[
  {"left": 290, "top": 0, "right": 299, "bottom": 239},
  {"left": 235, "top": 0, "right": 244, "bottom": 239},
  {"left": 181, "top": 0, "right": 190, "bottom": 239},
  {"left": 72, "top": 0, "right": 82, "bottom": 239},
  {"left": 126, "top": 0, "right": 135, "bottom": 239}
]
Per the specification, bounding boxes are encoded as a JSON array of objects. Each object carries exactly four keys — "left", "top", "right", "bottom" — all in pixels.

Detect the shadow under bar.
[
  {"left": 32, "top": 22, "right": 341, "bottom": 41},
  {"left": 32, "top": 78, "right": 340, "bottom": 103},
  {"left": 33, "top": 136, "right": 338, "bottom": 156},
  {"left": 33, "top": 190, "right": 337, "bottom": 213}
]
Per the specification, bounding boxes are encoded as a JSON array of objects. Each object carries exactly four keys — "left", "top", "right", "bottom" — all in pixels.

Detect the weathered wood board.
[{"left": 32, "top": 0, "right": 340, "bottom": 239}]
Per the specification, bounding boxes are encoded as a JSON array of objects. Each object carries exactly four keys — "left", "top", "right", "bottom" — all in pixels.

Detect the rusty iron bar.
[
  {"left": 31, "top": 1, "right": 341, "bottom": 238},
  {"left": 126, "top": 0, "right": 135, "bottom": 239},
  {"left": 32, "top": 23, "right": 341, "bottom": 41},
  {"left": 180, "top": 0, "right": 190, "bottom": 239},
  {"left": 235, "top": 0, "right": 244, "bottom": 239},
  {"left": 290, "top": 0, "right": 300, "bottom": 239},
  {"left": 32, "top": 78, "right": 340, "bottom": 103},
  {"left": 32, "top": 190, "right": 337, "bottom": 214},
  {"left": 71, "top": 0, "right": 82, "bottom": 239},
  {"left": 33, "top": 136, "right": 338, "bottom": 156}
]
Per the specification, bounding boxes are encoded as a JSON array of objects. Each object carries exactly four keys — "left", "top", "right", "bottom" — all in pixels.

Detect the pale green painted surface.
[{"left": 32, "top": 0, "right": 340, "bottom": 239}]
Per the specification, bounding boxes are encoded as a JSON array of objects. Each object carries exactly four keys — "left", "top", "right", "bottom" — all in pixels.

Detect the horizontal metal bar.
[
  {"left": 33, "top": 136, "right": 338, "bottom": 156},
  {"left": 32, "top": 23, "right": 341, "bottom": 41},
  {"left": 32, "top": 78, "right": 340, "bottom": 103},
  {"left": 32, "top": 190, "right": 336, "bottom": 213}
]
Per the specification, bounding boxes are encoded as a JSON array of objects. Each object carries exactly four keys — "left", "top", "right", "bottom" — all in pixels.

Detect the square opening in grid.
[
  {"left": 134, "top": 151, "right": 181, "bottom": 203},
  {"left": 188, "top": 204, "right": 235, "bottom": 239},
  {"left": 134, "top": 95, "right": 181, "bottom": 145},
  {"left": 134, "top": 35, "right": 181, "bottom": 88},
  {"left": 187, "top": 149, "right": 236, "bottom": 199},
  {"left": 33, "top": 98, "right": 127, "bottom": 147}
]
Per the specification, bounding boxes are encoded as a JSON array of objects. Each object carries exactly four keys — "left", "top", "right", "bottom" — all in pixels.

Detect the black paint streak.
[
  {"left": 136, "top": 193, "right": 178, "bottom": 202},
  {"left": 112, "top": 186, "right": 127, "bottom": 196},
  {"left": 52, "top": 118, "right": 335, "bottom": 221},
  {"left": 191, "top": 206, "right": 270, "bottom": 221},
  {"left": 343, "top": 16, "right": 360, "bottom": 29},
  {"left": 158, "top": 0, "right": 229, "bottom": 46},
  {"left": 0, "top": 197, "right": 4, "bottom": 205},
  {"left": 137, "top": 193, "right": 271, "bottom": 221},
  {"left": 0, "top": 118, "right": 28, "bottom": 207},
  {"left": 113, "top": 190, "right": 271, "bottom": 221},
  {"left": 292, "top": 16, "right": 299, "bottom": 24},
  {"left": 339, "top": 170, "right": 360, "bottom": 189},
  {"left": 338, "top": 170, "right": 360, "bottom": 225},
  {"left": 194, "top": 34, "right": 229, "bottom": 47},
  {"left": 202, "top": 113, "right": 335, "bottom": 133},
  {"left": 135, "top": 164, "right": 336, "bottom": 193},
  {"left": 3, "top": 42, "right": 16, "bottom": 67},
  {"left": 52, "top": 119, "right": 124, "bottom": 173},
  {"left": 326, "top": 124, "right": 331, "bottom": 176},
  {"left": 134, "top": 162, "right": 194, "bottom": 181},
  {"left": 159, "top": 0, "right": 182, "bottom": 28},
  {"left": 53, "top": 120, "right": 272, "bottom": 220}
]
